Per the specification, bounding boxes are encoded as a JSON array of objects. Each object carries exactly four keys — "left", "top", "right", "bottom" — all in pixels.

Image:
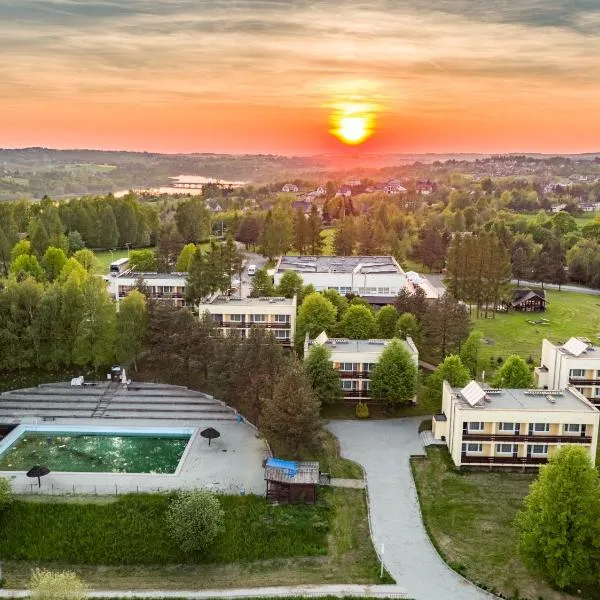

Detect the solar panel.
[
  {"left": 461, "top": 380, "right": 486, "bottom": 407},
  {"left": 562, "top": 337, "right": 588, "bottom": 357}
]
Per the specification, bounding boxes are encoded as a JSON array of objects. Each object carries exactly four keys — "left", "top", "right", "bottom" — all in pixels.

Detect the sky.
[{"left": 1, "top": 0, "right": 600, "bottom": 155}]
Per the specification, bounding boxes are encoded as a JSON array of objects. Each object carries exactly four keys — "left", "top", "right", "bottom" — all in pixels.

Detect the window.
[
  {"left": 468, "top": 422, "right": 484, "bottom": 431},
  {"left": 377, "top": 287, "right": 390, "bottom": 295},
  {"left": 462, "top": 443, "right": 483, "bottom": 454},
  {"left": 274, "top": 329, "right": 290, "bottom": 340},
  {"left": 339, "top": 286, "right": 352, "bottom": 295},
  {"left": 496, "top": 444, "right": 515, "bottom": 454},
  {"left": 364, "top": 363, "right": 377, "bottom": 373},
  {"left": 531, "top": 444, "right": 549, "bottom": 455},
  {"left": 363, "top": 380, "right": 370, "bottom": 391},
  {"left": 229, "top": 314, "right": 242, "bottom": 322},
  {"left": 339, "top": 362, "right": 358, "bottom": 372},
  {"left": 564, "top": 424, "right": 581, "bottom": 433},
  {"left": 274, "top": 314, "right": 289, "bottom": 323},
  {"left": 569, "top": 369, "right": 585, "bottom": 378},
  {"left": 576, "top": 387, "right": 585, "bottom": 394},
  {"left": 534, "top": 423, "right": 550, "bottom": 432},
  {"left": 341, "top": 380, "right": 358, "bottom": 390},
  {"left": 251, "top": 314, "right": 266, "bottom": 322},
  {"left": 594, "top": 387, "right": 600, "bottom": 397},
  {"left": 498, "top": 422, "right": 516, "bottom": 432}
]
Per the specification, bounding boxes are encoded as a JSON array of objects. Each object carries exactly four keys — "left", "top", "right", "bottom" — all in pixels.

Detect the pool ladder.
[{"left": 91, "top": 381, "right": 118, "bottom": 418}]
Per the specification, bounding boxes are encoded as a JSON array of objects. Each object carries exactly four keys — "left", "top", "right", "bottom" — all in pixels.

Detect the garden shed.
[
  {"left": 264, "top": 458, "right": 319, "bottom": 504},
  {"left": 508, "top": 289, "right": 547, "bottom": 312}
]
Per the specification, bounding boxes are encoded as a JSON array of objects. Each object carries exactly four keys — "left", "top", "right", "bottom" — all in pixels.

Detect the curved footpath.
[{"left": 327, "top": 418, "right": 496, "bottom": 600}]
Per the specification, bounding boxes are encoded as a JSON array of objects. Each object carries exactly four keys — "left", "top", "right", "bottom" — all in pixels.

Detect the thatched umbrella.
[
  {"left": 200, "top": 427, "right": 220, "bottom": 446},
  {"left": 27, "top": 465, "right": 50, "bottom": 488}
]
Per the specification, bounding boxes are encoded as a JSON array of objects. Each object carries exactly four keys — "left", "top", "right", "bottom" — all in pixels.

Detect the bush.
[
  {"left": 355, "top": 402, "right": 369, "bottom": 419},
  {"left": 0, "top": 476, "right": 12, "bottom": 510},
  {"left": 30, "top": 569, "right": 86, "bottom": 600},
  {"left": 166, "top": 490, "right": 225, "bottom": 554}
]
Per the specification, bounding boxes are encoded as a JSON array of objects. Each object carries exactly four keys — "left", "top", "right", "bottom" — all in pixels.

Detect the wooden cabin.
[
  {"left": 508, "top": 289, "right": 547, "bottom": 312},
  {"left": 264, "top": 458, "right": 319, "bottom": 504}
]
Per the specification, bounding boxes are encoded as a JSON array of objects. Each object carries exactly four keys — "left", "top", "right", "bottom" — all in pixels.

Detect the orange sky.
[{"left": 2, "top": 1, "right": 600, "bottom": 154}]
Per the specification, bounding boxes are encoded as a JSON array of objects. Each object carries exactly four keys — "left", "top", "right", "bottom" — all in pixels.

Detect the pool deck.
[{"left": 1, "top": 417, "right": 268, "bottom": 496}]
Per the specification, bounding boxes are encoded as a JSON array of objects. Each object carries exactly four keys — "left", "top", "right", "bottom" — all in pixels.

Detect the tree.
[
  {"left": 370, "top": 339, "right": 418, "bottom": 406},
  {"left": 375, "top": 305, "right": 399, "bottom": 338},
  {"left": 304, "top": 344, "right": 342, "bottom": 405},
  {"left": 411, "top": 222, "right": 449, "bottom": 272},
  {"left": 260, "top": 207, "right": 293, "bottom": 259},
  {"left": 459, "top": 330, "right": 483, "bottom": 377},
  {"left": 166, "top": 490, "right": 225, "bottom": 554},
  {"left": 395, "top": 312, "right": 421, "bottom": 347},
  {"left": 567, "top": 239, "right": 600, "bottom": 288},
  {"left": 219, "top": 234, "right": 243, "bottom": 291},
  {"left": 97, "top": 205, "right": 119, "bottom": 249},
  {"left": 11, "top": 239, "right": 32, "bottom": 262},
  {"left": 129, "top": 249, "right": 156, "bottom": 271},
  {"left": 516, "top": 446, "right": 600, "bottom": 590},
  {"left": 276, "top": 270, "right": 304, "bottom": 299},
  {"left": 30, "top": 569, "right": 86, "bottom": 600},
  {"left": 249, "top": 268, "right": 274, "bottom": 297},
  {"left": 333, "top": 217, "right": 356, "bottom": 256},
  {"left": 339, "top": 304, "right": 376, "bottom": 339},
  {"left": 28, "top": 217, "right": 50, "bottom": 257},
  {"left": 41, "top": 247, "right": 67, "bottom": 282},
  {"left": 116, "top": 290, "right": 147, "bottom": 371},
  {"left": 307, "top": 205, "right": 324, "bottom": 254},
  {"left": 494, "top": 354, "right": 533, "bottom": 388},
  {"left": 67, "top": 230, "right": 85, "bottom": 254},
  {"left": 72, "top": 249, "right": 100, "bottom": 274},
  {"left": 426, "top": 354, "right": 471, "bottom": 406},
  {"left": 10, "top": 254, "right": 45, "bottom": 281},
  {"left": 175, "top": 198, "right": 211, "bottom": 243},
  {"left": 237, "top": 215, "right": 262, "bottom": 250},
  {"left": 295, "top": 292, "right": 337, "bottom": 349},
  {"left": 422, "top": 294, "right": 470, "bottom": 362},
  {"left": 261, "top": 359, "right": 320, "bottom": 455},
  {"left": 293, "top": 207, "right": 309, "bottom": 253},
  {"left": 175, "top": 243, "right": 197, "bottom": 272}
]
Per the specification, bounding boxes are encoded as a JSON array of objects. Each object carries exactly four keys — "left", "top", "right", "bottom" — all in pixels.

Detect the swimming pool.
[{"left": 0, "top": 425, "right": 195, "bottom": 474}]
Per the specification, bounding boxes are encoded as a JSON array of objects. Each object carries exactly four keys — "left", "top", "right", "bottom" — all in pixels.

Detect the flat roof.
[
  {"left": 111, "top": 272, "right": 187, "bottom": 282},
  {"left": 200, "top": 296, "right": 295, "bottom": 306},
  {"left": 452, "top": 386, "right": 596, "bottom": 412},
  {"left": 308, "top": 337, "right": 418, "bottom": 357},
  {"left": 277, "top": 255, "right": 404, "bottom": 275}
]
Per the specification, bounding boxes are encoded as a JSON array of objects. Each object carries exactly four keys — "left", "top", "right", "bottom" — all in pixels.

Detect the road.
[
  {"left": 235, "top": 246, "right": 268, "bottom": 298},
  {"left": 512, "top": 280, "right": 600, "bottom": 295},
  {"left": 327, "top": 418, "right": 496, "bottom": 600}
]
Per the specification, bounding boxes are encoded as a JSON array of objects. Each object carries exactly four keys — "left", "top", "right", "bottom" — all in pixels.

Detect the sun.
[
  {"left": 338, "top": 116, "right": 369, "bottom": 144},
  {"left": 330, "top": 103, "right": 376, "bottom": 145}
]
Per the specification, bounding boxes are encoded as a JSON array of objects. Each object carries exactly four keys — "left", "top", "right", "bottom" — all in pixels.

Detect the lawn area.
[
  {"left": 0, "top": 489, "right": 388, "bottom": 590},
  {"left": 472, "top": 290, "right": 600, "bottom": 374},
  {"left": 411, "top": 447, "right": 577, "bottom": 600},
  {"left": 95, "top": 248, "right": 130, "bottom": 272},
  {"left": 320, "top": 227, "right": 335, "bottom": 255},
  {"left": 520, "top": 212, "right": 596, "bottom": 228}
]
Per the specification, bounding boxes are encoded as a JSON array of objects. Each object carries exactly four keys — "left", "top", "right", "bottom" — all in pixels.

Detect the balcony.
[
  {"left": 213, "top": 321, "right": 290, "bottom": 329},
  {"left": 342, "top": 389, "right": 371, "bottom": 400},
  {"left": 461, "top": 456, "right": 548, "bottom": 466},
  {"left": 462, "top": 433, "right": 592, "bottom": 444},
  {"left": 568, "top": 378, "right": 600, "bottom": 385},
  {"left": 338, "top": 371, "right": 372, "bottom": 379}
]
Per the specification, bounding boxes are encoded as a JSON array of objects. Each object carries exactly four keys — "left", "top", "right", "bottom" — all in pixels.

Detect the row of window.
[
  {"left": 463, "top": 443, "right": 549, "bottom": 455},
  {"left": 574, "top": 386, "right": 600, "bottom": 397},
  {"left": 569, "top": 369, "right": 600, "bottom": 378},
  {"left": 326, "top": 286, "right": 397, "bottom": 296},
  {"left": 340, "top": 380, "right": 370, "bottom": 391},
  {"left": 216, "top": 314, "right": 290, "bottom": 323},
  {"left": 466, "top": 422, "right": 583, "bottom": 433},
  {"left": 222, "top": 329, "right": 290, "bottom": 340},
  {"left": 338, "top": 362, "right": 377, "bottom": 372}
]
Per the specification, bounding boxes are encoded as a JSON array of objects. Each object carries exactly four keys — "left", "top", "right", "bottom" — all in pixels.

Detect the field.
[
  {"left": 411, "top": 447, "right": 576, "bottom": 600},
  {"left": 320, "top": 227, "right": 335, "bottom": 255},
  {"left": 520, "top": 212, "right": 597, "bottom": 228},
  {"left": 472, "top": 290, "right": 600, "bottom": 373},
  {"left": 0, "top": 489, "right": 388, "bottom": 589}
]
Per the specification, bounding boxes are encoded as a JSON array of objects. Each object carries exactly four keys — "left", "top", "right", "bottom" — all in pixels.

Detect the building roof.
[
  {"left": 199, "top": 296, "right": 295, "bottom": 307},
  {"left": 108, "top": 272, "right": 187, "bottom": 282},
  {"left": 557, "top": 337, "right": 600, "bottom": 359},
  {"left": 277, "top": 255, "right": 404, "bottom": 275},
  {"left": 511, "top": 288, "right": 546, "bottom": 305},
  {"left": 451, "top": 384, "right": 596, "bottom": 413},
  {"left": 264, "top": 460, "right": 319, "bottom": 484},
  {"left": 307, "top": 333, "right": 418, "bottom": 357}
]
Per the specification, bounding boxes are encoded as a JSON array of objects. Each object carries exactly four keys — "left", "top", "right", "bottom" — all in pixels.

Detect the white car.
[{"left": 247, "top": 264, "right": 257, "bottom": 276}]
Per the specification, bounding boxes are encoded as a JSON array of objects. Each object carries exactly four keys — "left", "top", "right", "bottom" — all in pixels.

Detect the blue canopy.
[{"left": 265, "top": 457, "right": 298, "bottom": 477}]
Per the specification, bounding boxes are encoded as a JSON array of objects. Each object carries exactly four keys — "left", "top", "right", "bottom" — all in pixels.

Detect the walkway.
[
  {"left": 512, "top": 279, "right": 600, "bottom": 295},
  {"left": 327, "top": 418, "right": 495, "bottom": 600}
]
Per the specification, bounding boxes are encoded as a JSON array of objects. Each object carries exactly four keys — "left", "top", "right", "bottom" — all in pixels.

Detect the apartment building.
[
  {"left": 105, "top": 272, "right": 188, "bottom": 307},
  {"left": 196, "top": 296, "right": 296, "bottom": 347},
  {"left": 432, "top": 380, "right": 599, "bottom": 469},
  {"left": 275, "top": 256, "right": 408, "bottom": 297},
  {"left": 304, "top": 332, "right": 419, "bottom": 401},
  {"left": 536, "top": 337, "right": 600, "bottom": 408}
]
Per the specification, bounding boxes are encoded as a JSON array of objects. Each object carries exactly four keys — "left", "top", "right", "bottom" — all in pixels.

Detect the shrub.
[
  {"left": 30, "top": 569, "right": 86, "bottom": 600},
  {"left": 0, "top": 476, "right": 12, "bottom": 510},
  {"left": 355, "top": 402, "right": 369, "bottom": 419},
  {"left": 166, "top": 490, "right": 225, "bottom": 554}
]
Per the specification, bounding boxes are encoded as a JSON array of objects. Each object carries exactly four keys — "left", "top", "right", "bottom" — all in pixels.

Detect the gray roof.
[
  {"left": 201, "top": 296, "right": 295, "bottom": 306},
  {"left": 277, "top": 255, "right": 403, "bottom": 275},
  {"left": 264, "top": 461, "right": 319, "bottom": 484},
  {"left": 307, "top": 336, "right": 418, "bottom": 357},
  {"left": 452, "top": 386, "right": 596, "bottom": 412},
  {"left": 112, "top": 272, "right": 187, "bottom": 281}
]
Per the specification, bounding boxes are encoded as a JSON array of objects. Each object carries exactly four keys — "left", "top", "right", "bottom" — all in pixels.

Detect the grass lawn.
[
  {"left": 472, "top": 290, "right": 600, "bottom": 374},
  {"left": 320, "top": 228, "right": 335, "bottom": 255},
  {"left": 95, "top": 248, "right": 130, "bottom": 273},
  {"left": 520, "top": 212, "right": 596, "bottom": 228},
  {"left": 411, "top": 447, "right": 577, "bottom": 600},
  {"left": 0, "top": 489, "right": 389, "bottom": 590}
]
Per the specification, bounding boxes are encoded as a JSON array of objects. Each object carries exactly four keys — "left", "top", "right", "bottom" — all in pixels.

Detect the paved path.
[
  {"left": 329, "top": 477, "right": 365, "bottom": 489},
  {"left": 512, "top": 279, "right": 600, "bottom": 295},
  {"left": 0, "top": 585, "right": 408, "bottom": 599},
  {"left": 327, "top": 418, "right": 495, "bottom": 600}
]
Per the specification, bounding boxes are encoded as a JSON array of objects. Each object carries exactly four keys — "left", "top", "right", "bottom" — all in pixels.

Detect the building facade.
[
  {"left": 196, "top": 296, "right": 296, "bottom": 347},
  {"left": 432, "top": 380, "right": 599, "bottom": 469},
  {"left": 105, "top": 272, "right": 188, "bottom": 307},
  {"left": 304, "top": 332, "right": 418, "bottom": 402},
  {"left": 275, "top": 255, "right": 407, "bottom": 297},
  {"left": 535, "top": 337, "right": 600, "bottom": 408}
]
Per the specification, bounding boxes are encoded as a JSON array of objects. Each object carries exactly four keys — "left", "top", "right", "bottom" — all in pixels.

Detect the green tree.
[
  {"left": 516, "top": 446, "right": 600, "bottom": 590},
  {"left": 339, "top": 304, "right": 376, "bottom": 339},
  {"left": 28, "top": 217, "right": 49, "bottom": 257},
  {"left": 276, "top": 270, "right": 304, "bottom": 299},
  {"left": 186, "top": 250, "right": 212, "bottom": 303},
  {"left": 237, "top": 215, "right": 262, "bottom": 250},
  {"left": 175, "top": 198, "right": 212, "bottom": 243},
  {"left": 11, "top": 239, "right": 32, "bottom": 261},
  {"left": 376, "top": 305, "right": 399, "bottom": 338},
  {"left": 261, "top": 359, "right": 320, "bottom": 455},
  {"left": 72, "top": 249, "right": 100, "bottom": 274},
  {"left": 116, "top": 290, "right": 147, "bottom": 371},
  {"left": 30, "top": 569, "right": 86, "bottom": 600},
  {"left": 166, "top": 490, "right": 225, "bottom": 554},
  {"left": 10, "top": 254, "right": 45, "bottom": 281},
  {"left": 395, "top": 312, "right": 421, "bottom": 347},
  {"left": 293, "top": 207, "right": 309, "bottom": 253},
  {"left": 249, "top": 268, "right": 274, "bottom": 297},
  {"left": 129, "top": 249, "right": 156, "bottom": 271},
  {"left": 320, "top": 288, "right": 348, "bottom": 320},
  {"left": 459, "top": 330, "right": 483, "bottom": 377},
  {"left": 334, "top": 217, "right": 356, "bottom": 256},
  {"left": 97, "top": 205, "right": 119, "bottom": 249},
  {"left": 67, "top": 230, "right": 85, "bottom": 254},
  {"left": 426, "top": 354, "right": 471, "bottom": 406},
  {"left": 295, "top": 292, "right": 337, "bottom": 349},
  {"left": 493, "top": 354, "right": 533, "bottom": 388},
  {"left": 175, "top": 243, "right": 197, "bottom": 272},
  {"left": 304, "top": 344, "right": 342, "bottom": 405},
  {"left": 370, "top": 339, "right": 418, "bottom": 406},
  {"left": 260, "top": 207, "right": 293, "bottom": 259},
  {"left": 307, "top": 205, "right": 324, "bottom": 254},
  {"left": 219, "top": 234, "right": 243, "bottom": 291},
  {"left": 41, "top": 247, "right": 67, "bottom": 282}
]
